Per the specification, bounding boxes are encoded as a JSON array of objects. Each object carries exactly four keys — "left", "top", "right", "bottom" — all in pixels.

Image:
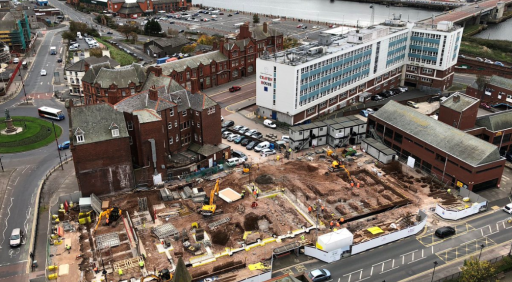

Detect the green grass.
[
  {"left": 447, "top": 83, "right": 467, "bottom": 92},
  {"left": 95, "top": 37, "right": 138, "bottom": 66},
  {"left": 463, "top": 24, "right": 483, "bottom": 36},
  {"left": 0, "top": 117, "right": 63, "bottom": 153},
  {"left": 460, "top": 41, "right": 512, "bottom": 63}
]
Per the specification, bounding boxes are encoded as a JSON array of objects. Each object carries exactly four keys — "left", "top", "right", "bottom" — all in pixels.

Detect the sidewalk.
[{"left": 31, "top": 160, "right": 78, "bottom": 278}]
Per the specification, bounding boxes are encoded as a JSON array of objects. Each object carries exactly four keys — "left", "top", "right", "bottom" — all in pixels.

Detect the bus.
[{"left": 38, "top": 107, "right": 65, "bottom": 120}]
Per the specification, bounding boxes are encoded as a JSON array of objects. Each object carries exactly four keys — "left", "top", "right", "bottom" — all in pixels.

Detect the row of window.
[
  {"left": 388, "top": 41, "right": 406, "bottom": 52},
  {"left": 410, "top": 40, "right": 439, "bottom": 49},
  {"left": 387, "top": 50, "right": 406, "bottom": 60},
  {"left": 408, "top": 57, "right": 437, "bottom": 65},
  {"left": 299, "top": 65, "right": 370, "bottom": 97},
  {"left": 300, "top": 46, "right": 371, "bottom": 73},
  {"left": 409, "top": 49, "right": 438, "bottom": 57},
  {"left": 412, "top": 32, "right": 442, "bottom": 39},
  {"left": 388, "top": 33, "right": 408, "bottom": 43},
  {"left": 300, "top": 57, "right": 371, "bottom": 85}
]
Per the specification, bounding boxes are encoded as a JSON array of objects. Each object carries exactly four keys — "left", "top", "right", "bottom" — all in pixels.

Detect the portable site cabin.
[
  {"left": 288, "top": 121, "right": 328, "bottom": 151},
  {"left": 324, "top": 116, "right": 367, "bottom": 148},
  {"left": 360, "top": 138, "right": 397, "bottom": 164}
]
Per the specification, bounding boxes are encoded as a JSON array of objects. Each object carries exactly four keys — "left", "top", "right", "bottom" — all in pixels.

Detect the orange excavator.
[{"left": 200, "top": 179, "right": 220, "bottom": 216}]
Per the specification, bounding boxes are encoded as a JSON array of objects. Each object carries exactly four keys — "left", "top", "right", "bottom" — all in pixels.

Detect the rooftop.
[
  {"left": 373, "top": 101, "right": 502, "bottom": 167},
  {"left": 475, "top": 110, "right": 512, "bottom": 132},
  {"left": 82, "top": 63, "right": 145, "bottom": 88},
  {"left": 440, "top": 93, "right": 479, "bottom": 112},
  {"left": 489, "top": 75, "right": 512, "bottom": 91},
  {"left": 65, "top": 56, "right": 120, "bottom": 72},
  {"left": 158, "top": 51, "right": 228, "bottom": 74},
  {"left": 148, "top": 37, "right": 190, "bottom": 48}
]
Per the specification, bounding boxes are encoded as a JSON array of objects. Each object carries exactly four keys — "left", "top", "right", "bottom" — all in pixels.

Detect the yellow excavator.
[
  {"left": 200, "top": 179, "right": 220, "bottom": 216},
  {"left": 242, "top": 163, "right": 251, "bottom": 174},
  {"left": 329, "top": 160, "right": 351, "bottom": 179},
  {"left": 140, "top": 269, "right": 173, "bottom": 281},
  {"left": 94, "top": 207, "right": 122, "bottom": 231}
]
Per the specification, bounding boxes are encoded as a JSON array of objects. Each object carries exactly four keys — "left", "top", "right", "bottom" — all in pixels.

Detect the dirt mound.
[
  {"left": 307, "top": 164, "right": 319, "bottom": 172},
  {"left": 255, "top": 174, "right": 274, "bottom": 184}
]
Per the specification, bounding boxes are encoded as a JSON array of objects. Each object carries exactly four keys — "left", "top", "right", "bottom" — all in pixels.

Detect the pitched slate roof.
[
  {"left": 373, "top": 101, "right": 501, "bottom": 167},
  {"left": 224, "top": 38, "right": 251, "bottom": 51},
  {"left": 69, "top": 103, "right": 129, "bottom": 145},
  {"left": 475, "top": 110, "right": 512, "bottom": 132},
  {"left": 440, "top": 93, "right": 479, "bottom": 113},
  {"left": 115, "top": 87, "right": 175, "bottom": 114},
  {"left": 118, "top": 2, "right": 143, "bottom": 14},
  {"left": 65, "top": 56, "right": 120, "bottom": 72},
  {"left": 489, "top": 75, "right": 512, "bottom": 91},
  {"left": 150, "top": 37, "right": 189, "bottom": 48},
  {"left": 251, "top": 24, "right": 282, "bottom": 41},
  {"left": 133, "top": 109, "right": 162, "bottom": 123},
  {"left": 82, "top": 63, "right": 146, "bottom": 88},
  {"left": 158, "top": 51, "right": 228, "bottom": 74}
]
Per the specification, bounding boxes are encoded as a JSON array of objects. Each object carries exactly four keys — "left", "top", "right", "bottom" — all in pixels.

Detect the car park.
[
  {"left": 226, "top": 157, "right": 244, "bottom": 166},
  {"left": 233, "top": 125, "right": 243, "bottom": 131},
  {"left": 234, "top": 136, "right": 246, "bottom": 144},
  {"left": 58, "top": 141, "right": 70, "bottom": 150},
  {"left": 371, "top": 95, "right": 383, "bottom": 101},
  {"left": 251, "top": 132, "right": 263, "bottom": 139},
  {"left": 263, "top": 119, "right": 276, "bottom": 128},
  {"left": 222, "top": 131, "right": 234, "bottom": 139},
  {"left": 503, "top": 203, "right": 512, "bottom": 214},
  {"left": 229, "top": 86, "right": 242, "bottom": 92},
  {"left": 434, "top": 226, "right": 456, "bottom": 238},
  {"left": 407, "top": 101, "right": 419, "bottom": 109},
  {"left": 246, "top": 141, "right": 258, "bottom": 150},
  {"left": 227, "top": 134, "right": 240, "bottom": 142},
  {"left": 9, "top": 228, "right": 23, "bottom": 247},
  {"left": 222, "top": 120, "right": 234, "bottom": 127},
  {"left": 390, "top": 88, "right": 401, "bottom": 94},
  {"left": 245, "top": 129, "right": 257, "bottom": 136},
  {"left": 308, "top": 269, "right": 331, "bottom": 282},
  {"left": 260, "top": 148, "right": 277, "bottom": 156}
]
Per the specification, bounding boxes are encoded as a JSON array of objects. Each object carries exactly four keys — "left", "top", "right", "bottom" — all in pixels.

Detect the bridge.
[{"left": 419, "top": 0, "right": 512, "bottom": 25}]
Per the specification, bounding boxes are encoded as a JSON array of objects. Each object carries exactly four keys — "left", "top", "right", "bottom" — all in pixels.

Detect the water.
[
  {"left": 474, "top": 19, "right": 512, "bottom": 40},
  {"left": 194, "top": 0, "right": 440, "bottom": 26}
]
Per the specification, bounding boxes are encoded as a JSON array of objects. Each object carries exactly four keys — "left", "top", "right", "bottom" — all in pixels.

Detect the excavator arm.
[{"left": 209, "top": 179, "right": 220, "bottom": 206}]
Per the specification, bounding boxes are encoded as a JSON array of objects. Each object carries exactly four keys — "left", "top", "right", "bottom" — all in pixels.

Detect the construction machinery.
[
  {"left": 200, "top": 179, "right": 220, "bottom": 216},
  {"left": 242, "top": 163, "right": 251, "bottom": 174},
  {"left": 329, "top": 161, "right": 351, "bottom": 179},
  {"left": 94, "top": 207, "right": 122, "bottom": 231},
  {"left": 140, "top": 269, "right": 173, "bottom": 281}
]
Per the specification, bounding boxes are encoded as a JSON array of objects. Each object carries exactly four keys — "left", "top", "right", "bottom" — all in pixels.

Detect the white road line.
[
  {"left": 343, "top": 269, "right": 363, "bottom": 276},
  {"left": 22, "top": 166, "right": 30, "bottom": 174},
  {"left": 372, "top": 259, "right": 391, "bottom": 266},
  {"left": 0, "top": 198, "right": 14, "bottom": 249},
  {"left": 13, "top": 177, "right": 19, "bottom": 185},
  {"left": 380, "top": 266, "right": 399, "bottom": 274},
  {"left": 409, "top": 257, "right": 426, "bottom": 264}
]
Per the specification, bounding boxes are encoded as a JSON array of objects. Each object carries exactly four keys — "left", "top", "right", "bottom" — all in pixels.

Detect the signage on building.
[{"left": 259, "top": 73, "right": 273, "bottom": 92}]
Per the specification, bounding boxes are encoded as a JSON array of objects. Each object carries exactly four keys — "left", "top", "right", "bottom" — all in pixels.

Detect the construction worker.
[
  {"left": 118, "top": 269, "right": 123, "bottom": 276},
  {"left": 357, "top": 183, "right": 360, "bottom": 188},
  {"left": 329, "top": 221, "right": 334, "bottom": 230},
  {"left": 139, "top": 260, "right": 144, "bottom": 269},
  {"left": 66, "top": 244, "right": 71, "bottom": 254},
  {"left": 251, "top": 202, "right": 258, "bottom": 208},
  {"left": 308, "top": 206, "right": 312, "bottom": 213},
  {"left": 240, "top": 191, "right": 245, "bottom": 199},
  {"left": 301, "top": 235, "right": 305, "bottom": 241},
  {"left": 256, "top": 191, "right": 259, "bottom": 198},
  {"left": 350, "top": 182, "right": 354, "bottom": 188},
  {"left": 321, "top": 206, "right": 325, "bottom": 212},
  {"left": 339, "top": 218, "right": 345, "bottom": 225},
  {"left": 313, "top": 204, "right": 317, "bottom": 211},
  {"left": 336, "top": 222, "right": 340, "bottom": 228},
  {"left": 106, "top": 218, "right": 109, "bottom": 225}
]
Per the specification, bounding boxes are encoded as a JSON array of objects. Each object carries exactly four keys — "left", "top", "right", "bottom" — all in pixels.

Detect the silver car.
[
  {"left": 227, "top": 134, "right": 240, "bottom": 142},
  {"left": 10, "top": 228, "right": 22, "bottom": 247},
  {"left": 222, "top": 131, "right": 234, "bottom": 139}
]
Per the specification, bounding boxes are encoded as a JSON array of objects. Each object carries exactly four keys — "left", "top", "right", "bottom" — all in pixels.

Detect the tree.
[
  {"left": 61, "top": 31, "right": 76, "bottom": 41},
  {"left": 253, "top": 14, "right": 260, "bottom": 24},
  {"left": 181, "top": 43, "right": 197, "bottom": 54},
  {"left": 129, "top": 32, "right": 138, "bottom": 44},
  {"left": 475, "top": 74, "right": 489, "bottom": 91},
  {"left": 118, "top": 25, "right": 138, "bottom": 40},
  {"left": 460, "top": 257, "right": 496, "bottom": 282},
  {"left": 89, "top": 48, "right": 103, "bottom": 58},
  {"left": 283, "top": 37, "right": 299, "bottom": 49},
  {"left": 172, "top": 257, "right": 192, "bottom": 282},
  {"left": 144, "top": 19, "right": 162, "bottom": 35},
  {"left": 197, "top": 35, "right": 214, "bottom": 46}
]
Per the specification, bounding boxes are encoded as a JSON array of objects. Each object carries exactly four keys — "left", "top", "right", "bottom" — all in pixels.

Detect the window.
[
  {"left": 319, "top": 101, "right": 327, "bottom": 108},
  {"left": 168, "top": 122, "right": 172, "bottom": 129},
  {"left": 233, "top": 70, "right": 238, "bottom": 78},
  {"left": 130, "top": 88, "right": 135, "bottom": 94},
  {"left": 112, "top": 129, "right": 119, "bottom": 137},
  {"left": 248, "top": 65, "right": 253, "bottom": 73},
  {"left": 197, "top": 122, "right": 200, "bottom": 128},
  {"left": 208, "top": 106, "right": 215, "bottom": 115},
  {"left": 182, "top": 110, "right": 187, "bottom": 116},
  {"left": 127, "top": 121, "right": 133, "bottom": 130},
  {"left": 169, "top": 138, "right": 173, "bottom": 144},
  {"left": 170, "top": 108, "right": 174, "bottom": 116},
  {"left": 425, "top": 147, "right": 434, "bottom": 154},
  {"left": 212, "top": 64, "right": 216, "bottom": 72},
  {"left": 460, "top": 166, "right": 472, "bottom": 173},
  {"left": 306, "top": 107, "right": 315, "bottom": 114},
  {"left": 435, "top": 153, "right": 446, "bottom": 163},
  {"left": 129, "top": 136, "right": 133, "bottom": 145},
  {"left": 76, "top": 134, "right": 84, "bottom": 143},
  {"left": 122, "top": 90, "right": 126, "bottom": 97},
  {"left": 414, "top": 141, "right": 423, "bottom": 148},
  {"left": 393, "top": 132, "right": 402, "bottom": 144},
  {"left": 194, "top": 133, "right": 198, "bottom": 141},
  {"left": 175, "top": 121, "right": 177, "bottom": 127}
]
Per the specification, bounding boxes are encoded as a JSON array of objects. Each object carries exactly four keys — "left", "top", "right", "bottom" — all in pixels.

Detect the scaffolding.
[{"left": 96, "top": 232, "right": 121, "bottom": 250}]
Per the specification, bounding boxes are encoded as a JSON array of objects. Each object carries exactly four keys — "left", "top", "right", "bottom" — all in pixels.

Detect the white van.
[
  {"left": 227, "top": 157, "right": 244, "bottom": 167},
  {"left": 77, "top": 32, "right": 82, "bottom": 39},
  {"left": 254, "top": 141, "right": 270, "bottom": 152},
  {"left": 264, "top": 119, "right": 276, "bottom": 128}
]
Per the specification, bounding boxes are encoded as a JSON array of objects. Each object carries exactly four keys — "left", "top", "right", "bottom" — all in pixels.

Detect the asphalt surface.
[
  {"left": 272, "top": 205, "right": 512, "bottom": 281},
  {"left": 0, "top": 27, "right": 70, "bottom": 279}
]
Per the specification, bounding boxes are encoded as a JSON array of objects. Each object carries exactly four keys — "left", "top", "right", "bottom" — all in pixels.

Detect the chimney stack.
[
  {"left": 237, "top": 23, "right": 251, "bottom": 40},
  {"left": 149, "top": 85, "right": 159, "bottom": 101},
  {"left": 452, "top": 94, "right": 460, "bottom": 103},
  {"left": 150, "top": 65, "right": 163, "bottom": 77},
  {"left": 84, "top": 61, "right": 91, "bottom": 72},
  {"left": 263, "top": 22, "right": 268, "bottom": 33}
]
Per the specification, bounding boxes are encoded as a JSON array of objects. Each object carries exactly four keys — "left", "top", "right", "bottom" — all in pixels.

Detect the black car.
[
  {"left": 222, "top": 120, "right": 235, "bottom": 128},
  {"left": 221, "top": 128, "right": 229, "bottom": 133},
  {"left": 246, "top": 141, "right": 259, "bottom": 150},
  {"left": 169, "top": 21, "right": 175, "bottom": 24},
  {"left": 251, "top": 132, "right": 263, "bottom": 139},
  {"left": 371, "top": 95, "right": 383, "bottom": 101},
  {"left": 107, "top": 31, "right": 113, "bottom": 34},
  {"left": 228, "top": 14, "right": 233, "bottom": 17},
  {"left": 57, "top": 57, "right": 63, "bottom": 63},
  {"left": 435, "top": 226, "right": 456, "bottom": 238},
  {"left": 241, "top": 138, "right": 251, "bottom": 146},
  {"left": 390, "top": 88, "right": 401, "bottom": 94},
  {"left": 428, "top": 95, "right": 443, "bottom": 103},
  {"left": 381, "top": 91, "right": 393, "bottom": 98},
  {"left": 179, "top": 30, "right": 185, "bottom": 33},
  {"left": 234, "top": 136, "right": 246, "bottom": 144}
]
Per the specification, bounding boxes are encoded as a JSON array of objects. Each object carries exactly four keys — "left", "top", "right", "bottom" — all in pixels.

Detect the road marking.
[
  {"left": 22, "top": 166, "right": 30, "bottom": 173},
  {"left": 14, "top": 177, "right": 19, "bottom": 185},
  {"left": 0, "top": 198, "right": 14, "bottom": 249}
]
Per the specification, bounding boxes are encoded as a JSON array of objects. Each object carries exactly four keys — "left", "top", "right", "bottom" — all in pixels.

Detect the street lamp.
[
  {"left": 18, "top": 63, "right": 28, "bottom": 104},
  {"left": 479, "top": 244, "right": 485, "bottom": 261},
  {"left": 431, "top": 261, "right": 438, "bottom": 282}
]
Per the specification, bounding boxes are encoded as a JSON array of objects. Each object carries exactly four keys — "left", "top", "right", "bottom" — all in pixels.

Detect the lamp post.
[
  {"left": 18, "top": 62, "right": 28, "bottom": 104},
  {"left": 479, "top": 244, "right": 485, "bottom": 261},
  {"left": 431, "top": 261, "right": 438, "bottom": 282}
]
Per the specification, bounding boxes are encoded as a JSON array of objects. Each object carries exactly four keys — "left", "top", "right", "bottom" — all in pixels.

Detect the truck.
[
  {"left": 50, "top": 47, "right": 57, "bottom": 55},
  {"left": 156, "top": 57, "right": 170, "bottom": 64}
]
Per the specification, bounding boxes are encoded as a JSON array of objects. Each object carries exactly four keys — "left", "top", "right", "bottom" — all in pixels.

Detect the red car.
[
  {"left": 297, "top": 24, "right": 303, "bottom": 28},
  {"left": 229, "top": 86, "right": 241, "bottom": 92},
  {"left": 329, "top": 24, "right": 336, "bottom": 28}
]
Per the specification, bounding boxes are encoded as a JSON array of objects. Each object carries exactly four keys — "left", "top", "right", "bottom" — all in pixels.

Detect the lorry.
[{"left": 50, "top": 47, "right": 57, "bottom": 55}]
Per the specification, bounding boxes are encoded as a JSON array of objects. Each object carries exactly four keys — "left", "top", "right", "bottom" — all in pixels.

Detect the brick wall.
[{"left": 438, "top": 101, "right": 478, "bottom": 130}]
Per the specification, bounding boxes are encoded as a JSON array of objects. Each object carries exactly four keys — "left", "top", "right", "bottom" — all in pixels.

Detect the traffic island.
[{"left": 0, "top": 116, "right": 62, "bottom": 153}]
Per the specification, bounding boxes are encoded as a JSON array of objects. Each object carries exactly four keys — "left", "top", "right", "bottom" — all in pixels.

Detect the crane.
[
  {"left": 94, "top": 207, "right": 122, "bottom": 231},
  {"left": 200, "top": 179, "right": 220, "bottom": 216}
]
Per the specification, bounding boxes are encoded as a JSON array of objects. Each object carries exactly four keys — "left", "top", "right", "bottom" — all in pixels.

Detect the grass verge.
[
  {"left": 95, "top": 37, "right": 138, "bottom": 66},
  {"left": 0, "top": 117, "right": 63, "bottom": 153}
]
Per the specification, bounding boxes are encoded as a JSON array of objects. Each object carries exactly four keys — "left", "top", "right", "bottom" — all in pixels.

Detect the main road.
[{"left": 0, "top": 26, "right": 70, "bottom": 279}]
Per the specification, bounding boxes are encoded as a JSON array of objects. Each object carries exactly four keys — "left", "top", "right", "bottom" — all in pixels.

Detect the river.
[
  {"left": 473, "top": 19, "right": 512, "bottom": 40},
  {"left": 193, "top": 0, "right": 440, "bottom": 26}
]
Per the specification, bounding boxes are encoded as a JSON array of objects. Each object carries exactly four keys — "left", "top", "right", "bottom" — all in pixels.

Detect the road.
[
  {"left": 273, "top": 204, "right": 512, "bottom": 282},
  {"left": 208, "top": 81, "right": 256, "bottom": 110},
  {"left": 0, "top": 27, "right": 70, "bottom": 279}
]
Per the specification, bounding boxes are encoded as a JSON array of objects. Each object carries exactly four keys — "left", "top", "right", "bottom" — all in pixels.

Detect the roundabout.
[{"left": 0, "top": 115, "right": 63, "bottom": 153}]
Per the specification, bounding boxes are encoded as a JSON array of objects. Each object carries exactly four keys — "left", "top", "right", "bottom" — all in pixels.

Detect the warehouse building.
[
  {"left": 256, "top": 20, "right": 462, "bottom": 125},
  {"left": 368, "top": 101, "right": 505, "bottom": 191}
]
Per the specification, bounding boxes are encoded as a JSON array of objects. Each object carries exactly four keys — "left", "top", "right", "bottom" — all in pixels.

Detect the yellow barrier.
[
  {"left": 48, "top": 274, "right": 58, "bottom": 280},
  {"left": 48, "top": 265, "right": 58, "bottom": 271}
]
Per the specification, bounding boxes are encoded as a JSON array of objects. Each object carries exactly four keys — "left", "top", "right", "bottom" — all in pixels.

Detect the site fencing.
[{"left": 434, "top": 253, "right": 512, "bottom": 282}]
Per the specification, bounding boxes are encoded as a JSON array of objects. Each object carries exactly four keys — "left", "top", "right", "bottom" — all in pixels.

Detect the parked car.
[
  {"left": 371, "top": 95, "right": 383, "bottom": 101},
  {"left": 107, "top": 31, "right": 113, "bottom": 34},
  {"left": 476, "top": 57, "right": 484, "bottom": 62},
  {"left": 246, "top": 141, "right": 259, "bottom": 150},
  {"left": 390, "top": 88, "right": 401, "bottom": 94},
  {"left": 234, "top": 136, "right": 246, "bottom": 144},
  {"left": 58, "top": 141, "right": 70, "bottom": 150},
  {"left": 484, "top": 58, "right": 494, "bottom": 64},
  {"left": 9, "top": 228, "right": 23, "bottom": 247},
  {"left": 251, "top": 132, "right": 263, "bottom": 139},
  {"left": 245, "top": 129, "right": 257, "bottom": 136},
  {"left": 495, "top": 61, "right": 505, "bottom": 67},
  {"left": 227, "top": 134, "right": 240, "bottom": 142},
  {"left": 222, "top": 120, "right": 234, "bottom": 128},
  {"left": 238, "top": 126, "right": 249, "bottom": 134},
  {"left": 40, "top": 69, "right": 47, "bottom": 76},
  {"left": 308, "top": 269, "right": 331, "bottom": 282},
  {"left": 228, "top": 14, "right": 233, "bottom": 16},
  {"left": 407, "top": 101, "right": 419, "bottom": 109},
  {"left": 480, "top": 102, "right": 491, "bottom": 109},
  {"left": 222, "top": 131, "right": 234, "bottom": 139},
  {"left": 241, "top": 138, "right": 251, "bottom": 146},
  {"left": 503, "top": 203, "right": 512, "bottom": 214},
  {"left": 254, "top": 141, "right": 270, "bottom": 152},
  {"left": 233, "top": 125, "right": 243, "bottom": 131},
  {"left": 297, "top": 24, "right": 303, "bottom": 28},
  {"left": 434, "top": 226, "right": 456, "bottom": 238},
  {"left": 282, "top": 135, "right": 291, "bottom": 143},
  {"left": 229, "top": 86, "right": 242, "bottom": 92},
  {"left": 57, "top": 57, "right": 62, "bottom": 63},
  {"left": 221, "top": 128, "right": 229, "bottom": 133},
  {"left": 231, "top": 150, "right": 248, "bottom": 161},
  {"left": 226, "top": 157, "right": 244, "bottom": 167},
  {"left": 302, "top": 26, "right": 307, "bottom": 29},
  {"left": 260, "top": 148, "right": 277, "bottom": 156},
  {"left": 263, "top": 119, "right": 276, "bottom": 128},
  {"left": 398, "top": 86, "right": 408, "bottom": 92},
  {"left": 179, "top": 30, "right": 185, "bottom": 33},
  {"left": 381, "top": 91, "right": 393, "bottom": 98},
  {"left": 360, "top": 108, "right": 375, "bottom": 117}
]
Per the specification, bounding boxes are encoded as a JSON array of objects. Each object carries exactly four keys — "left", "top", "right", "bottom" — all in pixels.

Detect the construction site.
[{"left": 47, "top": 145, "right": 472, "bottom": 282}]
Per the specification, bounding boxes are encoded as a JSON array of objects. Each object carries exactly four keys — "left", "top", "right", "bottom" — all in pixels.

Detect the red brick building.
[
  {"left": 437, "top": 93, "right": 479, "bottom": 131},
  {"left": 66, "top": 100, "right": 134, "bottom": 196},
  {"left": 107, "top": 0, "right": 189, "bottom": 17},
  {"left": 82, "top": 62, "right": 146, "bottom": 105},
  {"left": 114, "top": 66, "right": 229, "bottom": 180},
  {"left": 368, "top": 100, "right": 505, "bottom": 192},
  {"left": 466, "top": 75, "right": 512, "bottom": 108},
  {"left": 236, "top": 22, "right": 283, "bottom": 56}
]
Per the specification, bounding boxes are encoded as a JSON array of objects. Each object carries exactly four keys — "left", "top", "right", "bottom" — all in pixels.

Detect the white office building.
[{"left": 256, "top": 20, "right": 463, "bottom": 125}]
